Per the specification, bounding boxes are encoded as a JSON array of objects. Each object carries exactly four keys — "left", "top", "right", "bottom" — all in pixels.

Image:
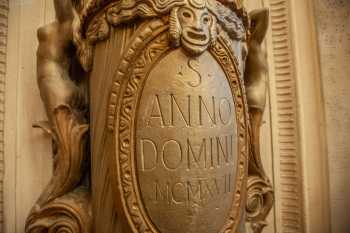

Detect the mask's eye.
[
  {"left": 182, "top": 11, "right": 191, "bottom": 18},
  {"left": 202, "top": 15, "right": 211, "bottom": 25},
  {"left": 251, "top": 20, "right": 256, "bottom": 28}
]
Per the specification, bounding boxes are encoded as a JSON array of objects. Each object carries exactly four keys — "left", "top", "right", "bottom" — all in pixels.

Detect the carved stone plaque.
[
  {"left": 111, "top": 21, "right": 249, "bottom": 233},
  {"left": 137, "top": 49, "right": 237, "bottom": 233}
]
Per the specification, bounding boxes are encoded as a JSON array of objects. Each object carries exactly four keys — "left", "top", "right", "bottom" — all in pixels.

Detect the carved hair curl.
[{"left": 169, "top": 7, "right": 181, "bottom": 47}]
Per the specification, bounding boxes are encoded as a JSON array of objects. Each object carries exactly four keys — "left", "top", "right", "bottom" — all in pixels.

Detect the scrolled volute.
[
  {"left": 33, "top": 105, "right": 89, "bottom": 206},
  {"left": 246, "top": 176, "right": 274, "bottom": 233},
  {"left": 25, "top": 105, "right": 91, "bottom": 233},
  {"left": 25, "top": 188, "right": 92, "bottom": 233}
]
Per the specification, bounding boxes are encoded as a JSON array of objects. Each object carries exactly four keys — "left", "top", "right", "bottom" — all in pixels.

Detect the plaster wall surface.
[
  {"left": 5, "top": 0, "right": 54, "bottom": 232},
  {"left": 313, "top": 1, "right": 350, "bottom": 232}
]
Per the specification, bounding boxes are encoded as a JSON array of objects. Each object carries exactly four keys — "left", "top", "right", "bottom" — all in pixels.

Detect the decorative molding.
[
  {"left": 21, "top": 0, "right": 273, "bottom": 231},
  {"left": 268, "top": 0, "right": 305, "bottom": 232},
  {"left": 75, "top": 0, "right": 246, "bottom": 29},
  {"left": 25, "top": 187, "right": 92, "bottom": 233},
  {"left": 25, "top": 105, "right": 91, "bottom": 233},
  {"left": 24, "top": 1, "right": 92, "bottom": 231},
  {"left": 73, "top": 0, "right": 249, "bottom": 71},
  {"left": 109, "top": 19, "right": 250, "bottom": 233},
  {"left": 0, "top": 1, "right": 8, "bottom": 232}
]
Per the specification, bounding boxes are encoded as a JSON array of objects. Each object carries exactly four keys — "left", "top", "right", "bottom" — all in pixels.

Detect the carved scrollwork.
[
  {"left": 78, "top": 14, "right": 110, "bottom": 70},
  {"left": 244, "top": 8, "right": 274, "bottom": 233},
  {"left": 32, "top": 105, "right": 89, "bottom": 206},
  {"left": 25, "top": 105, "right": 91, "bottom": 233},
  {"left": 26, "top": 0, "right": 275, "bottom": 232},
  {"left": 246, "top": 176, "right": 274, "bottom": 233},
  {"left": 26, "top": 1, "right": 92, "bottom": 232},
  {"left": 25, "top": 188, "right": 92, "bottom": 233},
  {"left": 75, "top": 0, "right": 246, "bottom": 26},
  {"left": 72, "top": 0, "right": 248, "bottom": 71}
]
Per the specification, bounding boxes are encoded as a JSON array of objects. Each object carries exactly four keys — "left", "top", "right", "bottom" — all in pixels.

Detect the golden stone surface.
[{"left": 136, "top": 49, "right": 237, "bottom": 233}]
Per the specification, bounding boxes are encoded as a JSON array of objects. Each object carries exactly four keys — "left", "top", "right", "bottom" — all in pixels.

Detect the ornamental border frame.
[
  {"left": 266, "top": 0, "right": 306, "bottom": 232},
  {"left": 0, "top": 1, "right": 8, "bottom": 232},
  {"left": 108, "top": 19, "right": 250, "bottom": 233},
  {"left": 266, "top": 0, "right": 330, "bottom": 232}
]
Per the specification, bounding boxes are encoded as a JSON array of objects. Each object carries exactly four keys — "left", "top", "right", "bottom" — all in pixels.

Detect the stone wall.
[
  {"left": 314, "top": 0, "right": 350, "bottom": 232},
  {"left": 5, "top": 0, "right": 54, "bottom": 232}
]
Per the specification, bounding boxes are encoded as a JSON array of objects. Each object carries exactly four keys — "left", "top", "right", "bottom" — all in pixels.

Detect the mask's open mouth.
[
  {"left": 183, "top": 30, "right": 210, "bottom": 46},
  {"left": 187, "top": 31, "right": 207, "bottom": 41}
]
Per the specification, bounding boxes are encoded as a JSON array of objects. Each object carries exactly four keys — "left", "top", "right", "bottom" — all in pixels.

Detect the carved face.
[{"left": 176, "top": 6, "right": 216, "bottom": 55}]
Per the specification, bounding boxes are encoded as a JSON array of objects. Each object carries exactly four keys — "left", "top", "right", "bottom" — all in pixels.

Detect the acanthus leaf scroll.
[
  {"left": 25, "top": 1, "right": 92, "bottom": 232},
  {"left": 25, "top": 0, "right": 274, "bottom": 233},
  {"left": 244, "top": 8, "right": 274, "bottom": 233}
]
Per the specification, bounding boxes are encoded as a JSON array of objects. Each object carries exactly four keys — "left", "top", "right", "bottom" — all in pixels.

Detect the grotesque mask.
[{"left": 169, "top": 0, "right": 217, "bottom": 55}]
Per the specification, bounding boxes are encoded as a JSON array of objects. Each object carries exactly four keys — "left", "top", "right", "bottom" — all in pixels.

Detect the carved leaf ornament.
[{"left": 73, "top": 0, "right": 248, "bottom": 71}]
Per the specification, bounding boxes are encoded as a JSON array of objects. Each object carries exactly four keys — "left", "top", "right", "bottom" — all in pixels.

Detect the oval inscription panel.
[{"left": 136, "top": 49, "right": 238, "bottom": 233}]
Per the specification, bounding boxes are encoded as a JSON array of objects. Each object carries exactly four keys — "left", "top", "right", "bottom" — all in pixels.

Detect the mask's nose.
[{"left": 190, "top": 14, "right": 204, "bottom": 32}]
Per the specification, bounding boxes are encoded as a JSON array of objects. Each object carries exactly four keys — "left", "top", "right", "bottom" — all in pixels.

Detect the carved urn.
[{"left": 25, "top": 0, "right": 273, "bottom": 233}]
